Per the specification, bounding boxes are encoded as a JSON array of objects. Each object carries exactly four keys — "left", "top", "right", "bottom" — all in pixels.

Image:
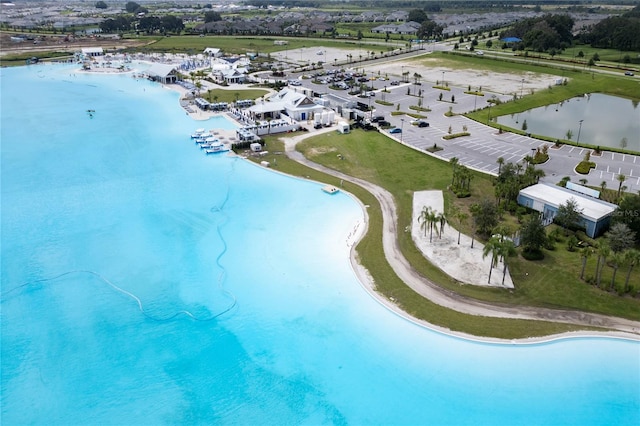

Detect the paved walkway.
[{"left": 279, "top": 127, "right": 640, "bottom": 342}]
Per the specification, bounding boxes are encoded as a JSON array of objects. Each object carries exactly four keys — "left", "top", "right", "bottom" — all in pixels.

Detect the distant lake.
[{"left": 496, "top": 93, "right": 640, "bottom": 153}]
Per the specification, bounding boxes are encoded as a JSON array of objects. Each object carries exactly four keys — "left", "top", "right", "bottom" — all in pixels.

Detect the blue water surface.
[{"left": 1, "top": 64, "right": 639, "bottom": 426}]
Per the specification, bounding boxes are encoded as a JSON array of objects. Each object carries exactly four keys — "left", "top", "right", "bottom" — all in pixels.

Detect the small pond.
[{"left": 496, "top": 93, "right": 640, "bottom": 153}]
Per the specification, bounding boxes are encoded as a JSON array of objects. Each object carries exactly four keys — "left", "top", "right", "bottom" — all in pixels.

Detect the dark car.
[
  {"left": 371, "top": 116, "right": 385, "bottom": 123},
  {"left": 377, "top": 120, "right": 391, "bottom": 127},
  {"left": 417, "top": 121, "right": 430, "bottom": 128},
  {"left": 390, "top": 80, "right": 400, "bottom": 86}
]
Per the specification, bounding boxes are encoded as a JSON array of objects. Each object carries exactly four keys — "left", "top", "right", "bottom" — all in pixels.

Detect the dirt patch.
[
  {"left": 365, "top": 56, "right": 559, "bottom": 95},
  {"left": 0, "top": 34, "right": 148, "bottom": 57},
  {"left": 307, "top": 146, "right": 337, "bottom": 156}
]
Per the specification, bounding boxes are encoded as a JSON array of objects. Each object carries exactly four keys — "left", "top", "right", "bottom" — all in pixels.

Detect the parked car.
[
  {"left": 625, "top": 71, "right": 634, "bottom": 76},
  {"left": 377, "top": 120, "right": 391, "bottom": 127},
  {"left": 389, "top": 127, "right": 402, "bottom": 134},
  {"left": 390, "top": 80, "right": 400, "bottom": 85},
  {"left": 417, "top": 121, "right": 430, "bottom": 128},
  {"left": 371, "top": 116, "right": 385, "bottom": 123}
]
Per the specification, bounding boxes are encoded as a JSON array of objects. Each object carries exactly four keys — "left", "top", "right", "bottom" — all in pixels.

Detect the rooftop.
[{"left": 519, "top": 183, "right": 618, "bottom": 221}]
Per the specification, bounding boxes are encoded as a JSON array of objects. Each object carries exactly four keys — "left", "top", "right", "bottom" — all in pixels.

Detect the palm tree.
[
  {"left": 532, "top": 168, "right": 546, "bottom": 184},
  {"left": 600, "top": 180, "right": 607, "bottom": 193},
  {"left": 595, "top": 243, "right": 610, "bottom": 288},
  {"left": 609, "top": 252, "right": 624, "bottom": 291},
  {"left": 428, "top": 209, "right": 439, "bottom": 242},
  {"left": 617, "top": 174, "right": 627, "bottom": 200},
  {"left": 496, "top": 157, "right": 505, "bottom": 174},
  {"left": 498, "top": 239, "right": 517, "bottom": 286},
  {"left": 437, "top": 212, "right": 447, "bottom": 238},
  {"left": 456, "top": 211, "right": 468, "bottom": 245},
  {"left": 579, "top": 246, "right": 593, "bottom": 280},
  {"left": 482, "top": 236, "right": 501, "bottom": 284},
  {"left": 449, "top": 157, "right": 459, "bottom": 187},
  {"left": 418, "top": 206, "right": 431, "bottom": 237},
  {"left": 623, "top": 249, "right": 640, "bottom": 292}
]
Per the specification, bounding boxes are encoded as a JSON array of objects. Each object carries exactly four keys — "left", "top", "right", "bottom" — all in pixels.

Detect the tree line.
[
  {"left": 578, "top": 5, "right": 640, "bottom": 51},
  {"left": 500, "top": 5, "right": 640, "bottom": 55}
]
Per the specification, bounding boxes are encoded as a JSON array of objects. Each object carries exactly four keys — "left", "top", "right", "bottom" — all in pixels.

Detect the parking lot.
[{"left": 275, "top": 56, "right": 640, "bottom": 193}]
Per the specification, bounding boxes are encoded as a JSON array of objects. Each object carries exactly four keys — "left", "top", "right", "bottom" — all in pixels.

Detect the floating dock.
[{"left": 322, "top": 185, "right": 339, "bottom": 195}]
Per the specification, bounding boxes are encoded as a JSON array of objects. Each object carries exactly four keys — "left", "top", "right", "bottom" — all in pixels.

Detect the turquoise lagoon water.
[{"left": 1, "top": 64, "right": 639, "bottom": 425}]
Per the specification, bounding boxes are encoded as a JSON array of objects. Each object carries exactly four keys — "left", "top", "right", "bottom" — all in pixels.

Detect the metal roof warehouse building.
[{"left": 517, "top": 183, "right": 618, "bottom": 238}]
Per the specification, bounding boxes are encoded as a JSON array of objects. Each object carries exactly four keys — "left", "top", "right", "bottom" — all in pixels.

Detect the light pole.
[
  {"left": 520, "top": 78, "right": 524, "bottom": 100},
  {"left": 442, "top": 71, "right": 445, "bottom": 86},
  {"left": 577, "top": 119, "right": 584, "bottom": 144},
  {"left": 400, "top": 119, "right": 405, "bottom": 143}
]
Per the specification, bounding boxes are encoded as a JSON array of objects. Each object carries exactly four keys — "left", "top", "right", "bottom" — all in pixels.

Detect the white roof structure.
[
  {"left": 270, "top": 89, "right": 317, "bottom": 109},
  {"left": 248, "top": 102, "right": 285, "bottom": 114},
  {"left": 203, "top": 47, "right": 221, "bottom": 55},
  {"left": 146, "top": 63, "right": 177, "bottom": 78},
  {"left": 519, "top": 183, "right": 617, "bottom": 221},
  {"left": 81, "top": 47, "right": 103, "bottom": 55}
]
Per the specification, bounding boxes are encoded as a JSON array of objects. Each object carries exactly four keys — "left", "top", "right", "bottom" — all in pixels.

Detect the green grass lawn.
[
  {"left": 286, "top": 129, "right": 640, "bottom": 323},
  {"left": 242, "top": 133, "right": 593, "bottom": 339},
  {"left": 200, "top": 88, "right": 271, "bottom": 104}
]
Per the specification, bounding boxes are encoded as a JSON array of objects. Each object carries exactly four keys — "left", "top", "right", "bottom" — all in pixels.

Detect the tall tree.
[
  {"left": 471, "top": 199, "right": 498, "bottom": 238},
  {"left": 617, "top": 174, "right": 627, "bottom": 200},
  {"left": 606, "top": 223, "right": 636, "bottom": 253},
  {"left": 609, "top": 252, "right": 624, "bottom": 291},
  {"left": 496, "top": 157, "right": 505, "bottom": 174},
  {"left": 456, "top": 211, "right": 468, "bottom": 245},
  {"left": 125, "top": 1, "right": 140, "bottom": 12},
  {"left": 613, "top": 193, "right": 640, "bottom": 245},
  {"left": 498, "top": 239, "right": 517, "bottom": 286},
  {"left": 437, "top": 212, "right": 447, "bottom": 238},
  {"left": 623, "top": 249, "right": 640, "bottom": 292},
  {"left": 579, "top": 246, "right": 593, "bottom": 280},
  {"left": 407, "top": 9, "right": 428, "bottom": 24},
  {"left": 419, "top": 206, "right": 431, "bottom": 237},
  {"left": 482, "top": 236, "right": 502, "bottom": 284},
  {"left": 449, "top": 157, "right": 459, "bottom": 187},
  {"left": 554, "top": 198, "right": 583, "bottom": 232},
  {"left": 595, "top": 243, "right": 611, "bottom": 288},
  {"left": 519, "top": 215, "right": 547, "bottom": 257}
]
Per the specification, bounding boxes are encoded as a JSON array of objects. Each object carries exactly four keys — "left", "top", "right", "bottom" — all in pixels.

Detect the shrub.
[
  {"left": 442, "top": 132, "right": 470, "bottom": 140},
  {"left": 576, "top": 161, "right": 596, "bottom": 174},
  {"left": 521, "top": 248, "right": 545, "bottom": 260}
]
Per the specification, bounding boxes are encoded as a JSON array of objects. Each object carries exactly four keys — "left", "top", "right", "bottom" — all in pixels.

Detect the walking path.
[{"left": 280, "top": 127, "right": 640, "bottom": 342}]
